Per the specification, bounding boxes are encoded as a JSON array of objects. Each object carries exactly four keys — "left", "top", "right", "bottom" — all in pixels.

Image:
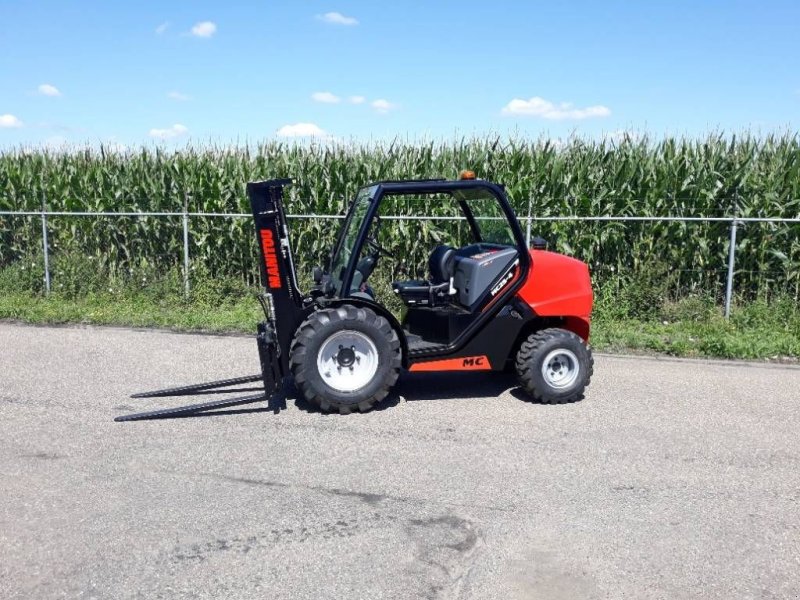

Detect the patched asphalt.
[{"left": 2, "top": 322, "right": 799, "bottom": 599}]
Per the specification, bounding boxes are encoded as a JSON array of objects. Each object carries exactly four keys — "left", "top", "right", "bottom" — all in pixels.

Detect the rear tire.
[
  {"left": 290, "top": 305, "right": 401, "bottom": 414},
  {"left": 515, "top": 327, "right": 593, "bottom": 404}
]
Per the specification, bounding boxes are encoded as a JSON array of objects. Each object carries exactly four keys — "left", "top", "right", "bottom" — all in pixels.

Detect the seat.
[{"left": 392, "top": 245, "right": 456, "bottom": 306}]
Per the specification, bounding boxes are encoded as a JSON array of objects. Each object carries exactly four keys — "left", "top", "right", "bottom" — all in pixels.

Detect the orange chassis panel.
[{"left": 408, "top": 355, "right": 492, "bottom": 372}]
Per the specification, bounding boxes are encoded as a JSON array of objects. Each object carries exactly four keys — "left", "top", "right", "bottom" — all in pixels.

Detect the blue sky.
[{"left": 1, "top": 0, "right": 799, "bottom": 148}]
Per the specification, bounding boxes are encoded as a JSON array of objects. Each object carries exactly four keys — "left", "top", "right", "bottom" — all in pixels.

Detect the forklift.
[{"left": 117, "top": 172, "right": 593, "bottom": 421}]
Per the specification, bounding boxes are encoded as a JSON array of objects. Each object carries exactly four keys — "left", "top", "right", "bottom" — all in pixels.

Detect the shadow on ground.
[
  {"left": 394, "top": 371, "right": 519, "bottom": 402},
  {"left": 115, "top": 370, "right": 578, "bottom": 420}
]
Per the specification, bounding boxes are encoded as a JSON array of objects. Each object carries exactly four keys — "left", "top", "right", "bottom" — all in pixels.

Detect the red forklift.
[{"left": 117, "top": 173, "right": 593, "bottom": 421}]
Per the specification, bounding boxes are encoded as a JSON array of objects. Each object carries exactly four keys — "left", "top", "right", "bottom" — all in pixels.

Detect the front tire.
[
  {"left": 290, "top": 305, "right": 401, "bottom": 414},
  {"left": 515, "top": 328, "right": 593, "bottom": 404}
]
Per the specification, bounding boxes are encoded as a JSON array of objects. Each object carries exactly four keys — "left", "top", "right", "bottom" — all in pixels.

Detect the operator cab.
[{"left": 323, "top": 174, "right": 528, "bottom": 354}]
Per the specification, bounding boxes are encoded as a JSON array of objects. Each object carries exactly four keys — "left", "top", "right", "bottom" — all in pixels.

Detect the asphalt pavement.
[{"left": 1, "top": 322, "right": 799, "bottom": 599}]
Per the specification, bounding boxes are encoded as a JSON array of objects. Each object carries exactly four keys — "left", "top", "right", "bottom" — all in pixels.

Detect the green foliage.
[
  {"left": 0, "top": 288, "right": 261, "bottom": 333},
  {"left": 49, "top": 251, "right": 110, "bottom": 298},
  {"left": 189, "top": 263, "right": 255, "bottom": 307},
  {"left": 0, "top": 252, "right": 46, "bottom": 294},
  {"left": 594, "top": 262, "right": 676, "bottom": 321},
  {"left": 591, "top": 311, "right": 800, "bottom": 360},
  {"left": 1, "top": 134, "right": 799, "bottom": 302},
  {"left": 728, "top": 294, "right": 800, "bottom": 333},
  {"left": 660, "top": 296, "right": 718, "bottom": 323}
]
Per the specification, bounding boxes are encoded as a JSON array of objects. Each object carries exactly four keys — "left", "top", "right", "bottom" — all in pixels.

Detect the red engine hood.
[{"left": 516, "top": 249, "right": 593, "bottom": 340}]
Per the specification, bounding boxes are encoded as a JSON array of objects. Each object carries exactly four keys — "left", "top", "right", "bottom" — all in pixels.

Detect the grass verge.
[
  {"left": 1, "top": 290, "right": 798, "bottom": 362},
  {"left": 0, "top": 291, "right": 260, "bottom": 334},
  {"left": 592, "top": 318, "right": 799, "bottom": 361}
]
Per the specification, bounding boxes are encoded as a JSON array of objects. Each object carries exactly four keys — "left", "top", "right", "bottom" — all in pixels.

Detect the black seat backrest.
[{"left": 428, "top": 245, "right": 456, "bottom": 283}]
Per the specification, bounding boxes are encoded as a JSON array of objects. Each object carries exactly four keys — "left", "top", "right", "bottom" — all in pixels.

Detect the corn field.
[{"left": 1, "top": 133, "right": 799, "bottom": 302}]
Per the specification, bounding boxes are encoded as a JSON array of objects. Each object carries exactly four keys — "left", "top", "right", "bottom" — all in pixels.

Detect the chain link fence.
[{"left": 2, "top": 206, "right": 799, "bottom": 318}]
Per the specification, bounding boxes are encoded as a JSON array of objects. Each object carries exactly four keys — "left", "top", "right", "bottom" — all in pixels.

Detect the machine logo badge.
[
  {"left": 409, "top": 355, "right": 492, "bottom": 372},
  {"left": 490, "top": 267, "right": 515, "bottom": 296},
  {"left": 462, "top": 356, "right": 486, "bottom": 367},
  {"left": 260, "top": 229, "right": 283, "bottom": 289}
]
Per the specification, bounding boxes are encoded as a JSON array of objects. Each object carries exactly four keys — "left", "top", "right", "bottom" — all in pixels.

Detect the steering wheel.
[
  {"left": 361, "top": 216, "right": 410, "bottom": 281},
  {"left": 365, "top": 235, "right": 412, "bottom": 280},
  {"left": 366, "top": 235, "right": 393, "bottom": 258}
]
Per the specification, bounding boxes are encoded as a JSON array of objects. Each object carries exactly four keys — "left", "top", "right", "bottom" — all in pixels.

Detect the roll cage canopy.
[{"left": 331, "top": 178, "right": 530, "bottom": 299}]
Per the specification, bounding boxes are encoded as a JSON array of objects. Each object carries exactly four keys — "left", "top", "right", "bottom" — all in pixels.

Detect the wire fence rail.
[{"left": 2, "top": 206, "right": 799, "bottom": 319}]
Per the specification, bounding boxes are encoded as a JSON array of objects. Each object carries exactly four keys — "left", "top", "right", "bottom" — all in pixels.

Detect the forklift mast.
[
  {"left": 248, "top": 179, "right": 304, "bottom": 313},
  {"left": 247, "top": 179, "right": 307, "bottom": 377}
]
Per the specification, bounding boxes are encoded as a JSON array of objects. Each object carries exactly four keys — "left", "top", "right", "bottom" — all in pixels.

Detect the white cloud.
[
  {"left": 190, "top": 21, "right": 217, "bottom": 38},
  {"left": 317, "top": 12, "right": 358, "bottom": 26},
  {"left": 501, "top": 96, "right": 611, "bottom": 120},
  {"left": 38, "top": 83, "right": 61, "bottom": 97},
  {"left": 311, "top": 93, "right": 375, "bottom": 106},
  {"left": 276, "top": 123, "right": 327, "bottom": 138},
  {"left": 155, "top": 21, "right": 169, "bottom": 34},
  {"left": 371, "top": 99, "right": 396, "bottom": 114},
  {"left": 0, "top": 114, "right": 23, "bottom": 128},
  {"left": 148, "top": 123, "right": 189, "bottom": 139},
  {"left": 311, "top": 91, "right": 341, "bottom": 104},
  {"left": 167, "top": 91, "right": 191, "bottom": 101}
]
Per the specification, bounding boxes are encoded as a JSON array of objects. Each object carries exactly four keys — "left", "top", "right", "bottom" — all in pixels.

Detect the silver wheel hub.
[
  {"left": 317, "top": 330, "right": 379, "bottom": 393},
  {"left": 541, "top": 348, "right": 580, "bottom": 390}
]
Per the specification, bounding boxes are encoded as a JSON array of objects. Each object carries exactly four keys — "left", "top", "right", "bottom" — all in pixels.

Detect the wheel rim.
[
  {"left": 316, "top": 330, "right": 379, "bottom": 393},
  {"left": 541, "top": 348, "right": 580, "bottom": 390}
]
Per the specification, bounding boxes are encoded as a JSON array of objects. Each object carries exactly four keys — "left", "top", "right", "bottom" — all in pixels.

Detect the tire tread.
[
  {"left": 515, "top": 327, "right": 593, "bottom": 404},
  {"left": 290, "top": 305, "right": 401, "bottom": 414}
]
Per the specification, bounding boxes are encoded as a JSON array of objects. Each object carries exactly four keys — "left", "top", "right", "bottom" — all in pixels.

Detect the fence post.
[
  {"left": 724, "top": 219, "right": 738, "bottom": 319},
  {"left": 182, "top": 193, "right": 190, "bottom": 298},
  {"left": 40, "top": 192, "right": 51, "bottom": 296},
  {"left": 525, "top": 197, "right": 533, "bottom": 247}
]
